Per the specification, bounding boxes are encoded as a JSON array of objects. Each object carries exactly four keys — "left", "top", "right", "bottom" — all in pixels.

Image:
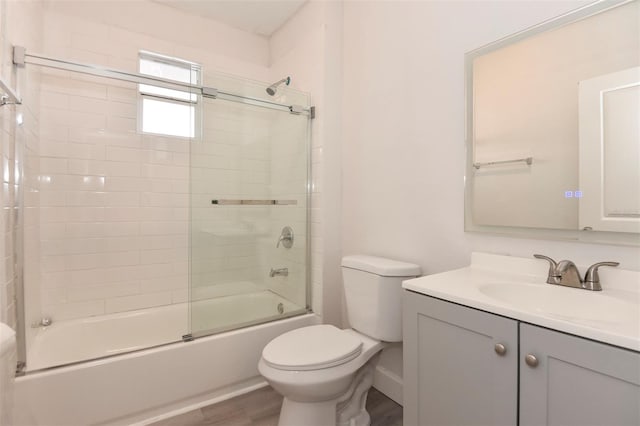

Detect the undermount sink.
[{"left": 478, "top": 282, "right": 639, "bottom": 328}]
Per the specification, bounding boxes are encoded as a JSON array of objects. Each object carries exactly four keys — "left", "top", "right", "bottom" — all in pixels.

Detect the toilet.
[{"left": 258, "top": 255, "right": 421, "bottom": 426}]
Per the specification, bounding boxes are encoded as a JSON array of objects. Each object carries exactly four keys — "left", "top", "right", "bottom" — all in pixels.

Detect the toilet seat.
[{"left": 262, "top": 325, "right": 363, "bottom": 371}]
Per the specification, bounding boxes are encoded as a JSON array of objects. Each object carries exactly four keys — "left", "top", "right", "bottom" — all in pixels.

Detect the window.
[{"left": 139, "top": 51, "right": 201, "bottom": 138}]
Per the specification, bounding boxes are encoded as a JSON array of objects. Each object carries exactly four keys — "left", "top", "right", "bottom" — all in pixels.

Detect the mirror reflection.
[{"left": 467, "top": 0, "right": 639, "bottom": 238}]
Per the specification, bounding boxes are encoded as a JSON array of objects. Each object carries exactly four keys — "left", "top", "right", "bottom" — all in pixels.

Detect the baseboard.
[
  {"left": 132, "top": 366, "right": 401, "bottom": 425},
  {"left": 131, "top": 379, "right": 268, "bottom": 426},
  {"left": 373, "top": 365, "right": 403, "bottom": 406}
]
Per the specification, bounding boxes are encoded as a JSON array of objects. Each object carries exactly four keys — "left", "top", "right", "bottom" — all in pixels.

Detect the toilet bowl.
[
  {"left": 259, "top": 255, "right": 421, "bottom": 426},
  {"left": 259, "top": 325, "right": 384, "bottom": 426}
]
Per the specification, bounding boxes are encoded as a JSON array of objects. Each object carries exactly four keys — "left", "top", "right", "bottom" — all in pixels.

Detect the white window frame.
[{"left": 138, "top": 51, "right": 201, "bottom": 138}]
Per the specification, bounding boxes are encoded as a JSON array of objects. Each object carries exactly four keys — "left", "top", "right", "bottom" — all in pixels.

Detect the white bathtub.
[
  {"left": 27, "top": 290, "right": 302, "bottom": 371},
  {"left": 14, "top": 291, "right": 318, "bottom": 425}
]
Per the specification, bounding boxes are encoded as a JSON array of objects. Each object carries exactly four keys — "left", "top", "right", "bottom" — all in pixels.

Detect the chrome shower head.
[{"left": 266, "top": 76, "right": 290, "bottom": 96}]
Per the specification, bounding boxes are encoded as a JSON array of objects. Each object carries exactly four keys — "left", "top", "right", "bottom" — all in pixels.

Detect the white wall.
[
  {"left": 341, "top": 0, "right": 640, "bottom": 399},
  {"left": 40, "top": 0, "right": 270, "bottom": 78},
  {"left": 342, "top": 0, "right": 640, "bottom": 274}
]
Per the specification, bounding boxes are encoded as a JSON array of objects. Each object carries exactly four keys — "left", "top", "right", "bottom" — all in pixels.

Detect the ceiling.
[{"left": 153, "top": 0, "right": 308, "bottom": 37}]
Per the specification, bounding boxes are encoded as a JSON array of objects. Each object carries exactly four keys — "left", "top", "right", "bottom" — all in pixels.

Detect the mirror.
[{"left": 465, "top": 0, "right": 640, "bottom": 245}]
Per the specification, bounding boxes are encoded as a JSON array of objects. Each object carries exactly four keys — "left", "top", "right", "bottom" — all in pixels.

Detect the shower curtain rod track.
[{"left": 15, "top": 47, "right": 312, "bottom": 116}]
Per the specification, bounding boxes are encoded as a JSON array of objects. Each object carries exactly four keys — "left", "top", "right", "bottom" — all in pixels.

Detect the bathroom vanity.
[{"left": 402, "top": 253, "right": 640, "bottom": 426}]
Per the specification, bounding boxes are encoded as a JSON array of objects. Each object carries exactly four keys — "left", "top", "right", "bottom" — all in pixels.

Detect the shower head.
[{"left": 266, "top": 76, "right": 290, "bottom": 96}]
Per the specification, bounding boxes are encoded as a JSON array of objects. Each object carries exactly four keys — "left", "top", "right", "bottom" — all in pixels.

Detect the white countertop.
[{"left": 403, "top": 252, "right": 640, "bottom": 352}]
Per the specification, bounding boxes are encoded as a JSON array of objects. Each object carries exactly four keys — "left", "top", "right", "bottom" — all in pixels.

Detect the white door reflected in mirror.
[{"left": 579, "top": 67, "right": 640, "bottom": 234}]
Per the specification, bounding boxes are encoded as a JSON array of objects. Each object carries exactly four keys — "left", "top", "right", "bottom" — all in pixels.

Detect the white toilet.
[{"left": 258, "top": 255, "right": 421, "bottom": 426}]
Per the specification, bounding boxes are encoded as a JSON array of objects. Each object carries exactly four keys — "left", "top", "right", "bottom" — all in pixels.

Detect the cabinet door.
[
  {"left": 520, "top": 323, "right": 640, "bottom": 426},
  {"left": 403, "top": 292, "right": 518, "bottom": 426}
]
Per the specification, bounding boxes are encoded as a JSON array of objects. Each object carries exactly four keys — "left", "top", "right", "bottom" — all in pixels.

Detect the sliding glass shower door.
[
  {"left": 189, "top": 85, "right": 310, "bottom": 338},
  {"left": 17, "top": 41, "right": 311, "bottom": 371}
]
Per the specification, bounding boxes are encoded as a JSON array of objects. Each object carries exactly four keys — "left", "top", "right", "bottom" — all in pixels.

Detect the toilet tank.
[{"left": 341, "top": 255, "right": 421, "bottom": 342}]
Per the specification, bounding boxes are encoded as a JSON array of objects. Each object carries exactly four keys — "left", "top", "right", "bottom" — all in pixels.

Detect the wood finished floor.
[{"left": 150, "top": 386, "right": 402, "bottom": 426}]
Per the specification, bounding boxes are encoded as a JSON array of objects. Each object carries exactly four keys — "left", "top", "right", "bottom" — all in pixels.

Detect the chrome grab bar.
[
  {"left": 473, "top": 157, "right": 533, "bottom": 170},
  {"left": 211, "top": 199, "right": 297, "bottom": 206}
]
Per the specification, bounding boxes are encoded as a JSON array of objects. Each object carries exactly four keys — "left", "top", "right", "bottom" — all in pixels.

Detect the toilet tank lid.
[
  {"left": 342, "top": 255, "right": 421, "bottom": 277},
  {"left": 0, "top": 323, "right": 15, "bottom": 358}
]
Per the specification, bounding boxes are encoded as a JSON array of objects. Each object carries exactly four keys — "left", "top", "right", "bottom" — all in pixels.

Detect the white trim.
[
  {"left": 373, "top": 365, "right": 403, "bottom": 406},
  {"left": 133, "top": 380, "right": 269, "bottom": 426}
]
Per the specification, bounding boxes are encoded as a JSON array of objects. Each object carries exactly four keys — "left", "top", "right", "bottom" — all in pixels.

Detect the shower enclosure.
[
  {"left": 16, "top": 47, "right": 312, "bottom": 372},
  {"left": 189, "top": 75, "right": 311, "bottom": 338}
]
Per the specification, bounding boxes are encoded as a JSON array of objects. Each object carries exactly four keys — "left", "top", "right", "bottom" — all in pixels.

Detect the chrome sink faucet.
[{"left": 533, "top": 254, "right": 619, "bottom": 291}]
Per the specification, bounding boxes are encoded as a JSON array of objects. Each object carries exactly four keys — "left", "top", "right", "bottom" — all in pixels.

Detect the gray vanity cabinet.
[
  {"left": 520, "top": 323, "right": 640, "bottom": 426},
  {"left": 404, "top": 291, "right": 640, "bottom": 426},
  {"left": 403, "top": 292, "right": 518, "bottom": 426}
]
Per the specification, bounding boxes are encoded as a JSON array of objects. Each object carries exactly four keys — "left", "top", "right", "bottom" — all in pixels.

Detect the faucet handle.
[
  {"left": 534, "top": 254, "right": 559, "bottom": 282},
  {"left": 583, "top": 261, "right": 619, "bottom": 290},
  {"left": 276, "top": 226, "right": 294, "bottom": 249}
]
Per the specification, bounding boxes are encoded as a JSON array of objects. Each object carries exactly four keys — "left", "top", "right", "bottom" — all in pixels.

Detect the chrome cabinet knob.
[
  {"left": 494, "top": 343, "right": 507, "bottom": 356},
  {"left": 525, "top": 354, "right": 539, "bottom": 368}
]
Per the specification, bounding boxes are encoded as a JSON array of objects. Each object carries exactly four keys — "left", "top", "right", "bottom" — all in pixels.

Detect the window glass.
[
  {"left": 139, "top": 52, "right": 200, "bottom": 138},
  {"left": 141, "top": 98, "right": 195, "bottom": 138}
]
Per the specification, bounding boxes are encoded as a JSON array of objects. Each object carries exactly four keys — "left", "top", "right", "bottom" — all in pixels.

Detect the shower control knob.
[{"left": 276, "top": 226, "right": 294, "bottom": 249}]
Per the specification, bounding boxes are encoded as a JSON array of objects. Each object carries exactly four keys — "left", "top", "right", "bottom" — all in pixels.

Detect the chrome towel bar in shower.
[
  {"left": 211, "top": 199, "right": 297, "bottom": 206},
  {"left": 473, "top": 156, "right": 533, "bottom": 170}
]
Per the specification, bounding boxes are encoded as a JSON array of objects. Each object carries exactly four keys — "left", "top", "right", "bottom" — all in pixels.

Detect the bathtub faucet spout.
[{"left": 269, "top": 268, "right": 289, "bottom": 278}]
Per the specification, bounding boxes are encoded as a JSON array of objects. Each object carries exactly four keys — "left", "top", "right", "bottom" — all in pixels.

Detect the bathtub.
[
  {"left": 14, "top": 291, "right": 318, "bottom": 425},
  {"left": 27, "top": 290, "right": 302, "bottom": 371}
]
